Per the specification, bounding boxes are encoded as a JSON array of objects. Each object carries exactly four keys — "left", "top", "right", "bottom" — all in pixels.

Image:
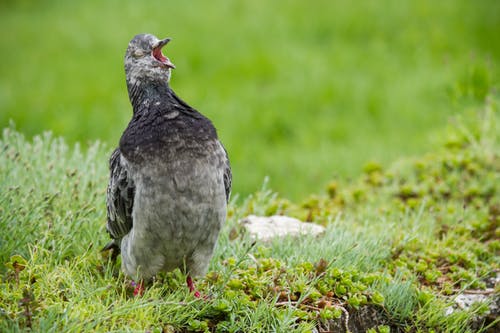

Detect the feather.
[{"left": 105, "top": 148, "right": 135, "bottom": 243}]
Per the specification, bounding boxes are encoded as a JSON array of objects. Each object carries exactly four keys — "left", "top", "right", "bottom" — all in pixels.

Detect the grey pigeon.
[{"left": 104, "top": 33, "right": 231, "bottom": 296}]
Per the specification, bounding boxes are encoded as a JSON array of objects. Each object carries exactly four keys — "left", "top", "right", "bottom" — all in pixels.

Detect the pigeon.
[{"left": 104, "top": 33, "right": 231, "bottom": 297}]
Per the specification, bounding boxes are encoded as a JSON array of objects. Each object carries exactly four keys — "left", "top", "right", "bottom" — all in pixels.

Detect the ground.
[{"left": 0, "top": 95, "right": 498, "bottom": 332}]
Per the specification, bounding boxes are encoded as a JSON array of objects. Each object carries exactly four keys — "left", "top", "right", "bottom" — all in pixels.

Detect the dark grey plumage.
[{"left": 105, "top": 33, "right": 231, "bottom": 283}]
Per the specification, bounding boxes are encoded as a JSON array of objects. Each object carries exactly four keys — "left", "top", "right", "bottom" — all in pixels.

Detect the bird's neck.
[{"left": 127, "top": 78, "right": 171, "bottom": 112}]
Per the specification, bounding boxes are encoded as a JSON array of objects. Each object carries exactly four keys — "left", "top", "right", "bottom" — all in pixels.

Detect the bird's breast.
[{"left": 126, "top": 137, "right": 228, "bottom": 224}]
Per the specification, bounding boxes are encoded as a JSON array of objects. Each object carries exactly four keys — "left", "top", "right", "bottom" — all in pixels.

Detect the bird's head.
[{"left": 124, "top": 33, "right": 176, "bottom": 85}]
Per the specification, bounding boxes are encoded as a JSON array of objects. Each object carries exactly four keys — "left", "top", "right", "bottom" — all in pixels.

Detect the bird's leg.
[
  {"left": 186, "top": 275, "right": 201, "bottom": 298},
  {"left": 131, "top": 280, "right": 145, "bottom": 296}
]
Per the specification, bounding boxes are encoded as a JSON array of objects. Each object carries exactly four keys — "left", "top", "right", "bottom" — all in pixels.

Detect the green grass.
[
  {"left": 1, "top": 95, "right": 498, "bottom": 331},
  {"left": 0, "top": 0, "right": 499, "bottom": 199}
]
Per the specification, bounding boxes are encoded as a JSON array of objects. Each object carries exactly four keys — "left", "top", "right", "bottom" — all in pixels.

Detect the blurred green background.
[{"left": 0, "top": 0, "right": 498, "bottom": 200}]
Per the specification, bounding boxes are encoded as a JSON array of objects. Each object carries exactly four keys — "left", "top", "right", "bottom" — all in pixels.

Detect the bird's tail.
[
  {"left": 101, "top": 240, "right": 121, "bottom": 263},
  {"left": 101, "top": 240, "right": 120, "bottom": 253}
]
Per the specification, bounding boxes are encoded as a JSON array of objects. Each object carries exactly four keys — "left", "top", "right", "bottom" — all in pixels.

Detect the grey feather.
[
  {"left": 222, "top": 146, "right": 232, "bottom": 203},
  {"left": 105, "top": 148, "right": 135, "bottom": 241}
]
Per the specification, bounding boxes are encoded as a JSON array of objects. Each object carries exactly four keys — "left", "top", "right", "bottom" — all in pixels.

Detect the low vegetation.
[{"left": 1, "top": 93, "right": 498, "bottom": 331}]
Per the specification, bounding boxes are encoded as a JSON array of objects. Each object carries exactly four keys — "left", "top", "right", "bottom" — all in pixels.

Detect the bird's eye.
[{"left": 133, "top": 50, "right": 145, "bottom": 58}]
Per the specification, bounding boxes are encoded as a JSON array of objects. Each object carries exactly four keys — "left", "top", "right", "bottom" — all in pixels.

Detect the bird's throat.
[{"left": 127, "top": 79, "right": 171, "bottom": 112}]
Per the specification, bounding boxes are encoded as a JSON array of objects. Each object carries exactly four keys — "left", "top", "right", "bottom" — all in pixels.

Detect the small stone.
[{"left": 240, "top": 215, "right": 325, "bottom": 241}]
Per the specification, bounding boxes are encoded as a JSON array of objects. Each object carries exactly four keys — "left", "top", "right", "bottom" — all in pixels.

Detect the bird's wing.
[
  {"left": 222, "top": 145, "right": 232, "bottom": 203},
  {"left": 106, "top": 148, "right": 135, "bottom": 241}
]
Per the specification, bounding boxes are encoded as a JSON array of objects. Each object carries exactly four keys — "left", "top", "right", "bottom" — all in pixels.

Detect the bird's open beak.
[
  {"left": 152, "top": 38, "right": 175, "bottom": 69},
  {"left": 157, "top": 37, "right": 171, "bottom": 48}
]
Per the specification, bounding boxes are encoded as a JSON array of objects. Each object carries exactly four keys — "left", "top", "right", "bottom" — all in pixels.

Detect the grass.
[
  {"left": 0, "top": 94, "right": 498, "bottom": 332},
  {"left": 0, "top": 0, "right": 499, "bottom": 199}
]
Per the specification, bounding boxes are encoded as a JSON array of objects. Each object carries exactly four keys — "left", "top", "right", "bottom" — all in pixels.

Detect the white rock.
[
  {"left": 240, "top": 215, "right": 325, "bottom": 241},
  {"left": 444, "top": 289, "right": 499, "bottom": 320},
  {"left": 455, "top": 293, "right": 490, "bottom": 310}
]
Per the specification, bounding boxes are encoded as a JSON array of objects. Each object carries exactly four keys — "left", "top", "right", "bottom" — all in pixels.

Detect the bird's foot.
[
  {"left": 186, "top": 275, "right": 201, "bottom": 298},
  {"left": 131, "top": 280, "right": 145, "bottom": 296}
]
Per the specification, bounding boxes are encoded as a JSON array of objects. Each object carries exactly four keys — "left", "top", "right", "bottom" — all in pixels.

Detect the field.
[
  {"left": 0, "top": 0, "right": 498, "bottom": 199},
  {"left": 1, "top": 1, "right": 499, "bottom": 332},
  {"left": 0, "top": 96, "right": 498, "bottom": 332}
]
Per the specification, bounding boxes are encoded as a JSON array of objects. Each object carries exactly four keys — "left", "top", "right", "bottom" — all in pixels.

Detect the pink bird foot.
[
  {"left": 131, "top": 281, "right": 145, "bottom": 296},
  {"left": 186, "top": 275, "right": 201, "bottom": 298}
]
